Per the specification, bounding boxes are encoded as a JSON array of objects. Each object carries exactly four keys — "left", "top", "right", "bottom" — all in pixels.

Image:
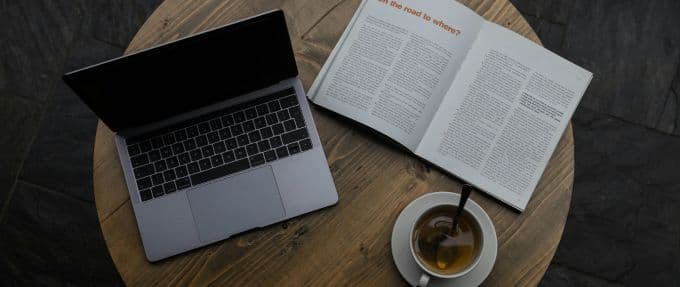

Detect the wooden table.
[{"left": 93, "top": 0, "right": 574, "bottom": 285}]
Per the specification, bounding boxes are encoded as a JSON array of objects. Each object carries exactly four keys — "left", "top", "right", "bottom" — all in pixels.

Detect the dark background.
[{"left": 1, "top": 0, "right": 679, "bottom": 286}]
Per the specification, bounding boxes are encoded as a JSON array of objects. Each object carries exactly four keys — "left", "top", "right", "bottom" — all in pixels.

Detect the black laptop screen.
[{"left": 63, "top": 10, "right": 298, "bottom": 132}]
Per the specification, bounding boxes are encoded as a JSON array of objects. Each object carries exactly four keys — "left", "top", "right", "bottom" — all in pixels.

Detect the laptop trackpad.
[{"left": 187, "top": 166, "right": 285, "bottom": 244}]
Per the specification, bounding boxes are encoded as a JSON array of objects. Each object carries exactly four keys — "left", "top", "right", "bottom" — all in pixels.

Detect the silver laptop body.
[
  {"left": 64, "top": 10, "right": 338, "bottom": 261},
  {"left": 116, "top": 78, "right": 337, "bottom": 261}
]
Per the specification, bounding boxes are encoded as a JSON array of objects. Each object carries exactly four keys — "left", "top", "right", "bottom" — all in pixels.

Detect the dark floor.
[
  {"left": 0, "top": 1, "right": 163, "bottom": 285},
  {"left": 0, "top": 0, "right": 678, "bottom": 286}
]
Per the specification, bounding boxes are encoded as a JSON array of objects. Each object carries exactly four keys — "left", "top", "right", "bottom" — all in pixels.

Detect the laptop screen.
[{"left": 63, "top": 10, "right": 298, "bottom": 133}]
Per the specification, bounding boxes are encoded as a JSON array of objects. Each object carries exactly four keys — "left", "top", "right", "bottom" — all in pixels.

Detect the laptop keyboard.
[{"left": 126, "top": 88, "right": 313, "bottom": 202}]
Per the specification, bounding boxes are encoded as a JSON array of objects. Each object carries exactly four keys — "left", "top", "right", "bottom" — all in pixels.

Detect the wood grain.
[{"left": 93, "top": 0, "right": 574, "bottom": 285}]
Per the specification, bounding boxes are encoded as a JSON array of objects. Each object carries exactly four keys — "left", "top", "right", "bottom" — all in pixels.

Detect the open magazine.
[{"left": 307, "top": 0, "right": 592, "bottom": 211}]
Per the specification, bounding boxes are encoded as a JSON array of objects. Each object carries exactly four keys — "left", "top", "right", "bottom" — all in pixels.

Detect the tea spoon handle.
[{"left": 451, "top": 184, "right": 473, "bottom": 234}]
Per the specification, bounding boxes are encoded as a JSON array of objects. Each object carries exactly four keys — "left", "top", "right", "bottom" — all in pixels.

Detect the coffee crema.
[{"left": 412, "top": 205, "right": 482, "bottom": 275}]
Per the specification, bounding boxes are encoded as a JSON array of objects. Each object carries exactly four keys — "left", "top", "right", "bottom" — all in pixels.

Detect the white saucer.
[{"left": 391, "top": 192, "right": 497, "bottom": 287}]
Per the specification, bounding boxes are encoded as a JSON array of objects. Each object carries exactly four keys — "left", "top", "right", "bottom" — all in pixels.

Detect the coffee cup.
[{"left": 409, "top": 204, "right": 484, "bottom": 286}]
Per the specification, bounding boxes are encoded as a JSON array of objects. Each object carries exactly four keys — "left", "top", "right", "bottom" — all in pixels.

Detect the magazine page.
[
  {"left": 308, "top": 0, "right": 484, "bottom": 150},
  {"left": 416, "top": 21, "right": 593, "bottom": 210}
]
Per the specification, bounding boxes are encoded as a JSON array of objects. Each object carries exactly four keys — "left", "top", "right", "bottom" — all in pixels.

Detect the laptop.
[{"left": 63, "top": 10, "right": 338, "bottom": 262}]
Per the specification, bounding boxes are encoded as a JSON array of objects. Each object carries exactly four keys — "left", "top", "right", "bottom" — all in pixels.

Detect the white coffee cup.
[{"left": 409, "top": 204, "right": 484, "bottom": 286}]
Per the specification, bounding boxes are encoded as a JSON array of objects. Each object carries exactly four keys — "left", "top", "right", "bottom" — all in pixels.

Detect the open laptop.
[{"left": 63, "top": 10, "right": 338, "bottom": 262}]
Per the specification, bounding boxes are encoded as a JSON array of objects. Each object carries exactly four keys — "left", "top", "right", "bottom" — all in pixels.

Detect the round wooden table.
[{"left": 93, "top": 0, "right": 574, "bottom": 285}]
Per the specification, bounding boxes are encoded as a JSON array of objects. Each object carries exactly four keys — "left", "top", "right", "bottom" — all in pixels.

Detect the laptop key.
[
  {"left": 149, "top": 150, "right": 161, "bottom": 162},
  {"left": 300, "top": 139, "right": 313, "bottom": 151},
  {"left": 190, "top": 149, "right": 202, "bottom": 161},
  {"left": 243, "top": 120, "right": 255, "bottom": 132},
  {"left": 210, "top": 119, "right": 222, "bottom": 130},
  {"left": 184, "top": 138, "right": 196, "bottom": 150},
  {"left": 166, "top": 156, "right": 179, "bottom": 168},
  {"left": 231, "top": 124, "right": 244, "bottom": 135},
  {"left": 172, "top": 143, "right": 184, "bottom": 154},
  {"left": 235, "top": 147, "right": 247, "bottom": 159},
  {"left": 140, "top": 189, "right": 152, "bottom": 201},
  {"left": 176, "top": 166, "right": 188, "bottom": 178},
  {"left": 198, "top": 122, "right": 211, "bottom": 134},
  {"left": 245, "top": 108, "right": 258, "bottom": 119},
  {"left": 179, "top": 152, "right": 190, "bottom": 164},
  {"left": 276, "top": 146, "right": 289, "bottom": 158},
  {"left": 219, "top": 128, "right": 231, "bottom": 140},
  {"left": 213, "top": 141, "right": 226, "bottom": 154},
  {"left": 152, "top": 173, "right": 164, "bottom": 186},
  {"left": 290, "top": 106, "right": 305, "bottom": 127},
  {"left": 272, "top": 123, "right": 284, "bottom": 135},
  {"left": 280, "top": 95, "right": 297, "bottom": 108},
  {"left": 258, "top": 140, "right": 271, "bottom": 152},
  {"left": 266, "top": 114, "right": 278, "bottom": 125},
  {"left": 211, "top": 155, "right": 223, "bottom": 166},
  {"left": 289, "top": 105, "right": 302, "bottom": 118},
  {"left": 233, "top": 111, "right": 246, "bottom": 123},
  {"left": 190, "top": 159, "right": 250, "bottom": 185},
  {"left": 221, "top": 114, "right": 234, "bottom": 127},
  {"left": 254, "top": 117, "right": 267, "bottom": 129},
  {"left": 163, "top": 133, "right": 176, "bottom": 145},
  {"left": 256, "top": 104, "right": 269, "bottom": 116},
  {"left": 164, "top": 169, "right": 176, "bottom": 181},
  {"left": 246, "top": 143, "right": 259, "bottom": 156},
  {"left": 131, "top": 154, "right": 149, "bottom": 167},
  {"left": 222, "top": 150, "right": 235, "bottom": 163},
  {"left": 225, "top": 138, "right": 238, "bottom": 149},
  {"left": 176, "top": 177, "right": 191, "bottom": 189},
  {"left": 281, "top": 129, "right": 309, "bottom": 145},
  {"left": 294, "top": 118, "right": 305, "bottom": 129},
  {"left": 164, "top": 182, "right": 177, "bottom": 194},
  {"left": 140, "top": 141, "right": 153, "bottom": 152},
  {"left": 261, "top": 126, "right": 273, "bottom": 139},
  {"left": 207, "top": 131, "right": 219, "bottom": 143},
  {"left": 268, "top": 99, "right": 281, "bottom": 111},
  {"left": 128, "top": 144, "right": 140, "bottom": 156},
  {"left": 152, "top": 186, "right": 164, "bottom": 198},
  {"left": 248, "top": 130, "right": 261, "bottom": 142},
  {"left": 161, "top": 147, "right": 173, "bottom": 158},
  {"left": 187, "top": 162, "right": 200, "bottom": 174},
  {"left": 288, "top": 142, "right": 301, "bottom": 155},
  {"left": 134, "top": 164, "right": 154, "bottom": 178},
  {"left": 270, "top": 136, "right": 283, "bottom": 148},
  {"left": 187, "top": 126, "right": 199, "bottom": 137},
  {"left": 249, "top": 153, "right": 265, "bottom": 166},
  {"left": 277, "top": 109, "right": 290, "bottom": 121},
  {"left": 199, "top": 159, "right": 212, "bottom": 171},
  {"left": 264, "top": 150, "right": 277, "bottom": 162},
  {"left": 155, "top": 160, "right": 168, "bottom": 172},
  {"left": 196, "top": 135, "right": 208, "bottom": 147},
  {"left": 202, "top": 145, "right": 215, "bottom": 157},
  {"left": 137, "top": 177, "right": 152, "bottom": 190},
  {"left": 283, "top": 119, "right": 296, "bottom": 132},
  {"left": 237, "top": 134, "right": 249, "bottom": 146}
]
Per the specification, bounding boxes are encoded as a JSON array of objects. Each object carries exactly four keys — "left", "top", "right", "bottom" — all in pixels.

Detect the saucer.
[{"left": 391, "top": 192, "right": 497, "bottom": 287}]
